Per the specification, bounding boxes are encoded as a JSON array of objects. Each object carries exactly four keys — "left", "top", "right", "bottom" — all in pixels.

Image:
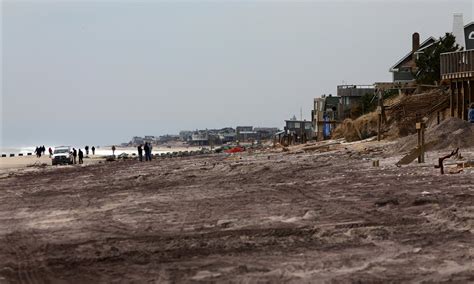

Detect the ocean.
[{"left": 0, "top": 146, "right": 37, "bottom": 155}]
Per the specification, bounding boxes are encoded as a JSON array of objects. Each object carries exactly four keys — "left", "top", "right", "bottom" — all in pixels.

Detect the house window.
[{"left": 469, "top": 31, "right": 474, "bottom": 39}]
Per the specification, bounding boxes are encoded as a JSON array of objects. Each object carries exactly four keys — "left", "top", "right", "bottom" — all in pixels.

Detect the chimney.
[
  {"left": 412, "top": 32, "right": 420, "bottom": 52},
  {"left": 452, "top": 13, "right": 466, "bottom": 50}
]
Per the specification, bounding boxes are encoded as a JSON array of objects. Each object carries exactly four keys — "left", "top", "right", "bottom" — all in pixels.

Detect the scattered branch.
[{"left": 438, "top": 148, "right": 459, "bottom": 174}]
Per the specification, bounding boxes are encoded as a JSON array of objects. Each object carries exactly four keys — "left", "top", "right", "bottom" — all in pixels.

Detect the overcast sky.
[{"left": 1, "top": 0, "right": 473, "bottom": 147}]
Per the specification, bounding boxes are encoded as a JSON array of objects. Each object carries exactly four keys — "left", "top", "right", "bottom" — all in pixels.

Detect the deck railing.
[{"left": 440, "top": 50, "right": 474, "bottom": 80}]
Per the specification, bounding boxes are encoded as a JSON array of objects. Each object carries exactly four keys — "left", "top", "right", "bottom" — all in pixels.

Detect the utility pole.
[
  {"left": 376, "top": 90, "right": 384, "bottom": 141},
  {"left": 416, "top": 115, "right": 425, "bottom": 163}
]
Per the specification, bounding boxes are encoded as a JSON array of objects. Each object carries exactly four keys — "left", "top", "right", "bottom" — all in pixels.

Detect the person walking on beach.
[
  {"left": 137, "top": 145, "right": 143, "bottom": 162},
  {"left": 91, "top": 146, "right": 95, "bottom": 155},
  {"left": 35, "top": 147, "right": 41, "bottom": 158},
  {"left": 111, "top": 145, "right": 116, "bottom": 157},
  {"left": 72, "top": 148, "right": 77, "bottom": 164},
  {"left": 48, "top": 147, "right": 53, "bottom": 158},
  {"left": 85, "top": 146, "right": 89, "bottom": 155},
  {"left": 149, "top": 144, "right": 153, "bottom": 161},
  {"left": 144, "top": 143, "right": 150, "bottom": 161},
  {"left": 469, "top": 103, "right": 474, "bottom": 123},
  {"left": 78, "top": 149, "right": 84, "bottom": 164},
  {"left": 42, "top": 145, "right": 46, "bottom": 155}
]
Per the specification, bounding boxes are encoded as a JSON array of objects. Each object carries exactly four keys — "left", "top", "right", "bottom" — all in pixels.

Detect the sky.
[{"left": 1, "top": 0, "right": 473, "bottom": 147}]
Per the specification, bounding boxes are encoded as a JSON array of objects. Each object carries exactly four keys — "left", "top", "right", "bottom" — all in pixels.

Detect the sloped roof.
[
  {"left": 390, "top": 37, "right": 436, "bottom": 72},
  {"left": 405, "top": 22, "right": 474, "bottom": 58},
  {"left": 414, "top": 40, "right": 438, "bottom": 54}
]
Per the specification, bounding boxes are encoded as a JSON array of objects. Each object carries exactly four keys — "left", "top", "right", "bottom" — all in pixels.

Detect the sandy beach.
[
  {"left": 0, "top": 155, "right": 51, "bottom": 170},
  {"left": 0, "top": 139, "right": 472, "bottom": 282}
]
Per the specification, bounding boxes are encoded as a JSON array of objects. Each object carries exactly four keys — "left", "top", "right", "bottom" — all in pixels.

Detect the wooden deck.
[
  {"left": 440, "top": 50, "right": 474, "bottom": 80},
  {"left": 440, "top": 50, "right": 474, "bottom": 121}
]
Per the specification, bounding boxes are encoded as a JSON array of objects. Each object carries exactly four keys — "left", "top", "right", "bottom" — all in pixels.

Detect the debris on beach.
[
  {"left": 117, "top": 153, "right": 129, "bottom": 159},
  {"left": 225, "top": 146, "right": 245, "bottom": 154},
  {"left": 26, "top": 162, "right": 48, "bottom": 168},
  {"left": 105, "top": 156, "right": 116, "bottom": 162}
]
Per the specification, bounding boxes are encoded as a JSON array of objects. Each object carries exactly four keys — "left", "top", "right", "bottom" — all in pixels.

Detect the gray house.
[
  {"left": 389, "top": 33, "right": 435, "bottom": 82},
  {"left": 236, "top": 126, "right": 257, "bottom": 142},
  {"left": 415, "top": 21, "right": 474, "bottom": 54},
  {"left": 390, "top": 21, "right": 474, "bottom": 83},
  {"left": 337, "top": 85, "right": 375, "bottom": 119},
  {"left": 284, "top": 120, "right": 313, "bottom": 142}
]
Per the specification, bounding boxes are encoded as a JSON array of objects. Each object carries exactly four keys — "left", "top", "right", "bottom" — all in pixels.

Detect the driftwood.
[
  {"left": 396, "top": 141, "right": 437, "bottom": 166},
  {"left": 438, "top": 148, "right": 459, "bottom": 175},
  {"left": 302, "top": 142, "right": 341, "bottom": 152}
]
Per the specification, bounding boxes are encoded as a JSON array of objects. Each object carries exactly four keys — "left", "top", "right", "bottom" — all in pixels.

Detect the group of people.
[
  {"left": 137, "top": 142, "right": 153, "bottom": 162},
  {"left": 34, "top": 146, "right": 46, "bottom": 158},
  {"left": 70, "top": 146, "right": 96, "bottom": 164},
  {"left": 70, "top": 148, "right": 84, "bottom": 164},
  {"left": 84, "top": 145, "right": 96, "bottom": 155},
  {"left": 33, "top": 144, "right": 97, "bottom": 166}
]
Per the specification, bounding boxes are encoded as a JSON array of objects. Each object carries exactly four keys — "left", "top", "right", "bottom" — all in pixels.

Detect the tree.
[{"left": 415, "top": 33, "right": 462, "bottom": 85}]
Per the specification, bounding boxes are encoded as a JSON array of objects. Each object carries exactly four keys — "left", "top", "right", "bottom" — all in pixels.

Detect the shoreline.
[
  {"left": 0, "top": 145, "right": 206, "bottom": 172},
  {"left": 0, "top": 145, "right": 206, "bottom": 156}
]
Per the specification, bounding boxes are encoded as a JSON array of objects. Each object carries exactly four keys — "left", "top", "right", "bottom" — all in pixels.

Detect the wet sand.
[
  {"left": 0, "top": 145, "right": 202, "bottom": 173},
  {"left": 0, "top": 155, "right": 104, "bottom": 173},
  {"left": 0, "top": 141, "right": 473, "bottom": 282},
  {"left": 0, "top": 155, "right": 51, "bottom": 170}
]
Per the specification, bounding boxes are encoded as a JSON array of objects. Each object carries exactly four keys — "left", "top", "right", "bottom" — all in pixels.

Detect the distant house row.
[
  {"left": 127, "top": 126, "right": 280, "bottom": 147},
  {"left": 181, "top": 127, "right": 280, "bottom": 146},
  {"left": 129, "top": 135, "right": 180, "bottom": 146}
]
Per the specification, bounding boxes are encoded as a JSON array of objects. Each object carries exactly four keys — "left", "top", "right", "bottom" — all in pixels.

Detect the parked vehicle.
[{"left": 51, "top": 146, "right": 73, "bottom": 165}]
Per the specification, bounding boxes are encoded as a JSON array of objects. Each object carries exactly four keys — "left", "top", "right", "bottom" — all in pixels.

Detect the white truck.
[{"left": 51, "top": 146, "right": 73, "bottom": 165}]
